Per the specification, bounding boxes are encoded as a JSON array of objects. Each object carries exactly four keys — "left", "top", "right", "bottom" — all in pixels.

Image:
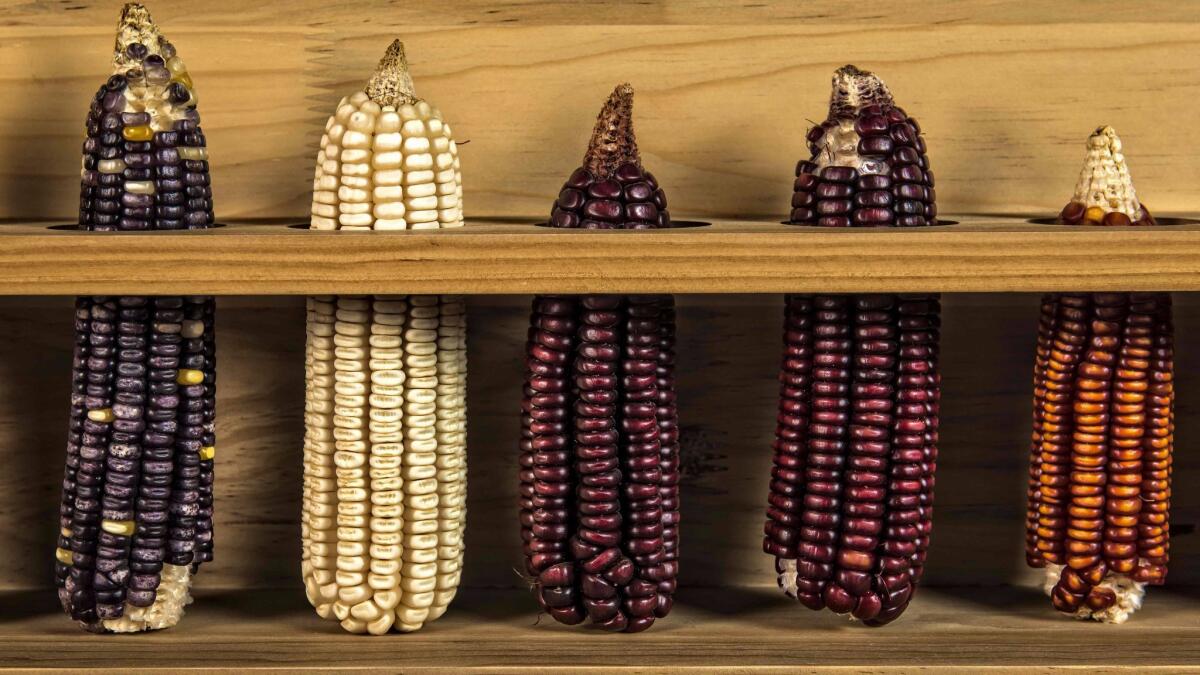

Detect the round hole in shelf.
[
  {"left": 533, "top": 220, "right": 711, "bottom": 230},
  {"left": 46, "top": 223, "right": 227, "bottom": 231},
  {"left": 1027, "top": 216, "right": 1199, "bottom": 226},
  {"left": 778, "top": 219, "right": 959, "bottom": 228}
]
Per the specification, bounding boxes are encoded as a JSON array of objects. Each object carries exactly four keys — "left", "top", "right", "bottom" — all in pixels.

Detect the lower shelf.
[{"left": 2, "top": 586, "right": 1198, "bottom": 671}]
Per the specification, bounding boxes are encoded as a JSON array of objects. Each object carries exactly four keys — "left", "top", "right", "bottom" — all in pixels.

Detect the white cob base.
[
  {"left": 302, "top": 295, "right": 467, "bottom": 634},
  {"left": 1041, "top": 563, "right": 1145, "bottom": 624},
  {"left": 777, "top": 558, "right": 800, "bottom": 598},
  {"left": 100, "top": 563, "right": 193, "bottom": 632}
]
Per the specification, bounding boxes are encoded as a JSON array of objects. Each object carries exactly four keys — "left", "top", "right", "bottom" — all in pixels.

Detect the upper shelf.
[{"left": 1, "top": 215, "right": 1197, "bottom": 295}]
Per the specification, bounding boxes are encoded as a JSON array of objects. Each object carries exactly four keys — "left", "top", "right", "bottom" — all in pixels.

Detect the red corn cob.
[
  {"left": 764, "top": 65, "right": 941, "bottom": 626},
  {"left": 1025, "top": 127, "right": 1173, "bottom": 623},
  {"left": 520, "top": 85, "right": 679, "bottom": 633}
]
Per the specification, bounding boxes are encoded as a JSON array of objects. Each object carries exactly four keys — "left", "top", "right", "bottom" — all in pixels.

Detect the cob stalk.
[
  {"left": 57, "top": 3, "right": 216, "bottom": 633},
  {"left": 764, "top": 66, "right": 941, "bottom": 626},
  {"left": 520, "top": 85, "right": 679, "bottom": 633},
  {"left": 1026, "top": 127, "right": 1173, "bottom": 623},
  {"left": 302, "top": 41, "right": 467, "bottom": 634}
]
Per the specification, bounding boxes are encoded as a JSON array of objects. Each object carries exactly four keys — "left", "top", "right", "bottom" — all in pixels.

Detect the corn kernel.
[
  {"left": 87, "top": 408, "right": 115, "bottom": 423},
  {"left": 101, "top": 520, "right": 136, "bottom": 536},
  {"left": 55, "top": 547, "right": 74, "bottom": 564},
  {"left": 177, "top": 369, "right": 204, "bottom": 385},
  {"left": 122, "top": 125, "right": 153, "bottom": 142},
  {"left": 200, "top": 446, "right": 216, "bottom": 461}
]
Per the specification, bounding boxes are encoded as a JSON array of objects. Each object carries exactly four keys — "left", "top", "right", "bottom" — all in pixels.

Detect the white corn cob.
[{"left": 301, "top": 41, "right": 467, "bottom": 634}]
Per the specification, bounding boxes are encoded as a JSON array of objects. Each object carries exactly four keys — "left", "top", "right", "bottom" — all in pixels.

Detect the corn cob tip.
[
  {"left": 118, "top": 3, "right": 153, "bottom": 30},
  {"left": 1058, "top": 125, "right": 1150, "bottom": 225},
  {"left": 829, "top": 64, "right": 894, "bottom": 118},
  {"left": 113, "top": 3, "right": 166, "bottom": 71},
  {"left": 366, "top": 39, "right": 418, "bottom": 107},
  {"left": 1041, "top": 564, "right": 1145, "bottom": 624},
  {"left": 583, "top": 83, "right": 641, "bottom": 179}
]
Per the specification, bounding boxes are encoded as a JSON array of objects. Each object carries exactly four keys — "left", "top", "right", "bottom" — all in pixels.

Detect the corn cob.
[
  {"left": 1025, "top": 127, "right": 1173, "bottom": 623},
  {"left": 764, "top": 65, "right": 941, "bottom": 626},
  {"left": 302, "top": 41, "right": 467, "bottom": 634},
  {"left": 521, "top": 85, "right": 679, "bottom": 633},
  {"left": 56, "top": 3, "right": 215, "bottom": 633},
  {"left": 789, "top": 65, "right": 935, "bottom": 228}
]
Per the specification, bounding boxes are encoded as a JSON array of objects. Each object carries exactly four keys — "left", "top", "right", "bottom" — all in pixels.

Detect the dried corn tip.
[
  {"left": 522, "top": 88, "right": 679, "bottom": 633},
  {"left": 547, "top": 85, "right": 670, "bottom": 229},
  {"left": 1025, "top": 292, "right": 1174, "bottom": 623},
  {"left": 302, "top": 39, "right": 468, "bottom": 636},
  {"left": 57, "top": 4, "right": 216, "bottom": 634},
  {"left": 1059, "top": 127, "right": 1154, "bottom": 226},
  {"left": 764, "top": 295, "right": 940, "bottom": 626},
  {"left": 790, "top": 65, "right": 935, "bottom": 228},
  {"left": 309, "top": 40, "right": 462, "bottom": 231}
]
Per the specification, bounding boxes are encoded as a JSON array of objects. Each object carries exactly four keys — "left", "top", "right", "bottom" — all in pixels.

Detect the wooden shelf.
[
  {"left": 1, "top": 216, "right": 1198, "bottom": 295},
  {"left": 2, "top": 586, "right": 1198, "bottom": 672}
]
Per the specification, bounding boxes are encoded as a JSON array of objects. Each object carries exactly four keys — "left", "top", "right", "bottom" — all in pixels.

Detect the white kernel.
[{"left": 403, "top": 154, "right": 434, "bottom": 171}]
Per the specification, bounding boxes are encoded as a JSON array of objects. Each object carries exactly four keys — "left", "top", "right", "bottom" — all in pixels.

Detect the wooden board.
[
  {"left": 1, "top": 216, "right": 1200, "bottom": 294},
  {"left": 0, "top": 3, "right": 1199, "bottom": 222},
  {"left": 1, "top": 586, "right": 1199, "bottom": 672}
]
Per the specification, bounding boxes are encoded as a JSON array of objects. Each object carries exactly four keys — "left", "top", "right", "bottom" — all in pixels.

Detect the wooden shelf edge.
[
  {"left": 0, "top": 215, "right": 1196, "bottom": 294},
  {"left": 1, "top": 586, "right": 1198, "bottom": 672}
]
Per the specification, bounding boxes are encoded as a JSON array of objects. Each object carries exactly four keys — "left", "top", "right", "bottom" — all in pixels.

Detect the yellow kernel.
[
  {"left": 178, "top": 147, "right": 208, "bottom": 161},
  {"left": 60, "top": 527, "right": 72, "bottom": 538},
  {"left": 55, "top": 547, "right": 74, "bottom": 565},
  {"left": 177, "top": 369, "right": 204, "bottom": 385},
  {"left": 200, "top": 446, "right": 216, "bottom": 461},
  {"left": 87, "top": 408, "right": 115, "bottom": 423},
  {"left": 101, "top": 520, "right": 136, "bottom": 536},
  {"left": 122, "top": 125, "right": 153, "bottom": 142},
  {"left": 173, "top": 72, "right": 194, "bottom": 90},
  {"left": 1084, "top": 206, "right": 1105, "bottom": 224}
]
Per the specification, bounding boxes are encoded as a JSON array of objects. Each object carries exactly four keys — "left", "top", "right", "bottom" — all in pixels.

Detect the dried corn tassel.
[
  {"left": 521, "top": 85, "right": 679, "bottom": 633},
  {"left": 764, "top": 66, "right": 940, "bottom": 626},
  {"left": 301, "top": 41, "right": 467, "bottom": 634},
  {"left": 56, "top": 3, "right": 216, "bottom": 633},
  {"left": 1025, "top": 127, "right": 1173, "bottom": 623}
]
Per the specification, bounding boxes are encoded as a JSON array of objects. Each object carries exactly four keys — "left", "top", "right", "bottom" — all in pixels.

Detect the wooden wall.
[
  {"left": 1, "top": 1, "right": 1199, "bottom": 222},
  {"left": 0, "top": 1, "right": 1197, "bottom": 594}
]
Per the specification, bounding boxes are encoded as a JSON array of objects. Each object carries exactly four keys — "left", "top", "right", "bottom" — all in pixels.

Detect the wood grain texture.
[
  {"left": 0, "top": 3, "right": 1198, "bottom": 221},
  {"left": 1, "top": 587, "right": 1199, "bottom": 671},
  {"left": 1, "top": 295, "right": 1196, "bottom": 593},
  {"left": 2, "top": 217, "right": 1200, "bottom": 294},
  {"left": 2, "top": 1, "right": 1197, "bottom": 26}
]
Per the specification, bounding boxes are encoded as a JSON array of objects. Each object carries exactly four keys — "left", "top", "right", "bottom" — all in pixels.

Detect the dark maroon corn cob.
[
  {"left": 765, "top": 66, "right": 941, "bottom": 626},
  {"left": 790, "top": 65, "right": 935, "bottom": 228},
  {"left": 55, "top": 3, "right": 216, "bottom": 633},
  {"left": 520, "top": 85, "right": 679, "bottom": 633}
]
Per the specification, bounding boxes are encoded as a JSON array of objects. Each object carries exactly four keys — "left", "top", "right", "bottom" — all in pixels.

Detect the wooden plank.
[
  {"left": 3, "top": 1, "right": 1196, "bottom": 27},
  {"left": 0, "top": 8, "right": 1199, "bottom": 221},
  {"left": 0, "top": 217, "right": 1197, "bottom": 294},
  {"left": 0, "top": 586, "right": 1198, "bottom": 672}
]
